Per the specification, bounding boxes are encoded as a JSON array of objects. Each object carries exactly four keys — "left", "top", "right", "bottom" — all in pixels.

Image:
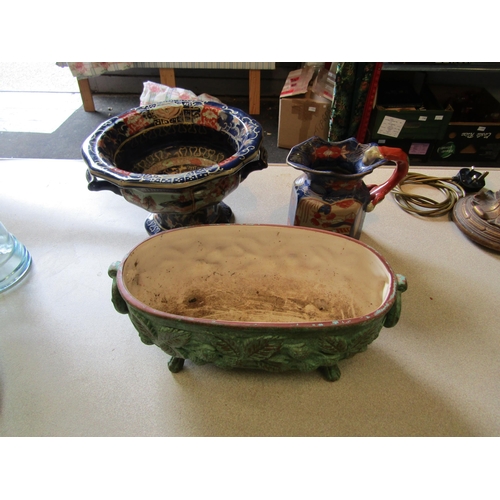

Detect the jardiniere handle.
[
  {"left": 384, "top": 274, "right": 408, "bottom": 328},
  {"left": 108, "top": 261, "right": 156, "bottom": 347},
  {"left": 108, "top": 262, "right": 129, "bottom": 314},
  {"left": 239, "top": 146, "right": 268, "bottom": 181},
  {"left": 368, "top": 146, "right": 409, "bottom": 207},
  {"left": 86, "top": 170, "right": 123, "bottom": 196}
]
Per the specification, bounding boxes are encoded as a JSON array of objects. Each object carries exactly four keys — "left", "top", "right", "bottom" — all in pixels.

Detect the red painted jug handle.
[{"left": 369, "top": 146, "right": 409, "bottom": 206}]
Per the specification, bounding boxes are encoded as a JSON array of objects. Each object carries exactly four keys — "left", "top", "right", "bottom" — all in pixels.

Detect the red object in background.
[{"left": 356, "top": 62, "right": 383, "bottom": 143}]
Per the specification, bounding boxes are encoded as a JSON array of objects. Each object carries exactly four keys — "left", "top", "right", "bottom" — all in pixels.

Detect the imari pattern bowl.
[
  {"left": 108, "top": 224, "right": 407, "bottom": 381},
  {"left": 82, "top": 100, "right": 267, "bottom": 234}
]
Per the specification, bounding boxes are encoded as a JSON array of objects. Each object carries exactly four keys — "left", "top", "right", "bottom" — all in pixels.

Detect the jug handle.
[{"left": 369, "top": 146, "right": 409, "bottom": 206}]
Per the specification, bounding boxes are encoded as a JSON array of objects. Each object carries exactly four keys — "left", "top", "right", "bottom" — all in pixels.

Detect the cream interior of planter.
[{"left": 122, "top": 225, "right": 393, "bottom": 323}]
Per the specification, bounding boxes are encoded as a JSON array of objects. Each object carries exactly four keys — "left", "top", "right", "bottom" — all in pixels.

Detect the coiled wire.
[{"left": 391, "top": 172, "right": 466, "bottom": 217}]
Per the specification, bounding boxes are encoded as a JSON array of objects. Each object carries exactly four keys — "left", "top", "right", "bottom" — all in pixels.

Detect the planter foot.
[
  {"left": 319, "top": 364, "right": 341, "bottom": 382},
  {"left": 168, "top": 357, "right": 185, "bottom": 373}
]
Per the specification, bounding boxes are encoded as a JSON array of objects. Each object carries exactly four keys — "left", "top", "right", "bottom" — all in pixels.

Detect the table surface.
[{"left": 1, "top": 159, "right": 499, "bottom": 437}]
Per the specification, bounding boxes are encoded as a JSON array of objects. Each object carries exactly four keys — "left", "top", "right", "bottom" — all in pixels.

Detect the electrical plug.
[{"left": 452, "top": 167, "right": 489, "bottom": 192}]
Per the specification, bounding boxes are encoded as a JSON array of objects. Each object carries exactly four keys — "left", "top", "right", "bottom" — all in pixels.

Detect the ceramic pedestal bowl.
[
  {"left": 108, "top": 224, "right": 407, "bottom": 381},
  {"left": 82, "top": 100, "right": 267, "bottom": 234}
]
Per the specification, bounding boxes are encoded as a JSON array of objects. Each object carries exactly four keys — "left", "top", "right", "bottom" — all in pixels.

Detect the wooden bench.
[{"left": 68, "top": 62, "right": 275, "bottom": 115}]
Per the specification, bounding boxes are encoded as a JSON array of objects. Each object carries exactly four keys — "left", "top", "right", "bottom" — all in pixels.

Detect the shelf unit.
[
  {"left": 372, "top": 63, "right": 500, "bottom": 167},
  {"left": 383, "top": 63, "right": 500, "bottom": 72}
]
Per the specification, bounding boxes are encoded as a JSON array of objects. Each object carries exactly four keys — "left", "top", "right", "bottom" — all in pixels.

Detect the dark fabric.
[{"left": 328, "top": 62, "right": 376, "bottom": 142}]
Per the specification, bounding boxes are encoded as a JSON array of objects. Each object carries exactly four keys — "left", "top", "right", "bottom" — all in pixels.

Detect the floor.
[{"left": 0, "top": 62, "right": 289, "bottom": 163}]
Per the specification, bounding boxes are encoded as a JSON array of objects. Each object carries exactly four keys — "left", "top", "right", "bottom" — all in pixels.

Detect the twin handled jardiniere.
[
  {"left": 82, "top": 100, "right": 268, "bottom": 234},
  {"left": 108, "top": 224, "right": 407, "bottom": 382},
  {"left": 287, "top": 137, "right": 409, "bottom": 238}
]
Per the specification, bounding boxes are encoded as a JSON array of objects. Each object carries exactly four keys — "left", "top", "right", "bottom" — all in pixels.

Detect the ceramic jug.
[{"left": 287, "top": 137, "right": 409, "bottom": 239}]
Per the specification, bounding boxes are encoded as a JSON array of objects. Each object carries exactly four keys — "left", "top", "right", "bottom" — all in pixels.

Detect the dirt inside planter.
[
  {"left": 123, "top": 225, "right": 389, "bottom": 324},
  {"left": 132, "top": 272, "right": 366, "bottom": 323}
]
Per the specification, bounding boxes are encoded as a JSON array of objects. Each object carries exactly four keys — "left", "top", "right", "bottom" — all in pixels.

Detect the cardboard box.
[
  {"left": 278, "top": 68, "right": 332, "bottom": 149},
  {"left": 429, "top": 86, "right": 500, "bottom": 163},
  {"left": 369, "top": 86, "right": 453, "bottom": 141},
  {"left": 311, "top": 68, "right": 335, "bottom": 101},
  {"left": 280, "top": 67, "right": 315, "bottom": 98},
  {"left": 278, "top": 92, "right": 331, "bottom": 149}
]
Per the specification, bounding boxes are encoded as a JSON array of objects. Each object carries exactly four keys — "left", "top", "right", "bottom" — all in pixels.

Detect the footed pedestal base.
[{"left": 145, "top": 202, "right": 234, "bottom": 235}]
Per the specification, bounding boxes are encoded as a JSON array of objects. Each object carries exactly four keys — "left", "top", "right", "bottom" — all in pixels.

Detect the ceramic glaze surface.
[
  {"left": 123, "top": 225, "right": 391, "bottom": 323},
  {"left": 287, "top": 137, "right": 409, "bottom": 238},
  {"left": 82, "top": 101, "right": 267, "bottom": 233},
  {"left": 109, "top": 224, "right": 407, "bottom": 381}
]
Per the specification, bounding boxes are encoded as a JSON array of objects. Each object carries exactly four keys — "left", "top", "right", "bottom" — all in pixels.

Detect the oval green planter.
[{"left": 109, "top": 224, "right": 407, "bottom": 381}]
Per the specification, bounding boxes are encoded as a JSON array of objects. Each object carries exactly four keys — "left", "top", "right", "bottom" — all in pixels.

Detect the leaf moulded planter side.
[{"left": 107, "top": 224, "right": 408, "bottom": 382}]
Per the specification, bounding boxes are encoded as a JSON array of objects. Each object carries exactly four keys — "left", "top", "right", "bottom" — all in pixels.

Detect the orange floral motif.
[
  {"left": 306, "top": 200, "right": 358, "bottom": 229},
  {"left": 314, "top": 145, "right": 348, "bottom": 160},
  {"left": 334, "top": 199, "right": 355, "bottom": 209},
  {"left": 122, "top": 111, "right": 149, "bottom": 135},
  {"left": 124, "top": 192, "right": 142, "bottom": 205},
  {"left": 199, "top": 105, "right": 220, "bottom": 130},
  {"left": 218, "top": 157, "right": 234, "bottom": 168},
  {"left": 315, "top": 146, "right": 341, "bottom": 159},
  {"left": 188, "top": 158, "right": 204, "bottom": 167},
  {"left": 325, "top": 179, "right": 359, "bottom": 191},
  {"left": 142, "top": 196, "right": 158, "bottom": 211}
]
